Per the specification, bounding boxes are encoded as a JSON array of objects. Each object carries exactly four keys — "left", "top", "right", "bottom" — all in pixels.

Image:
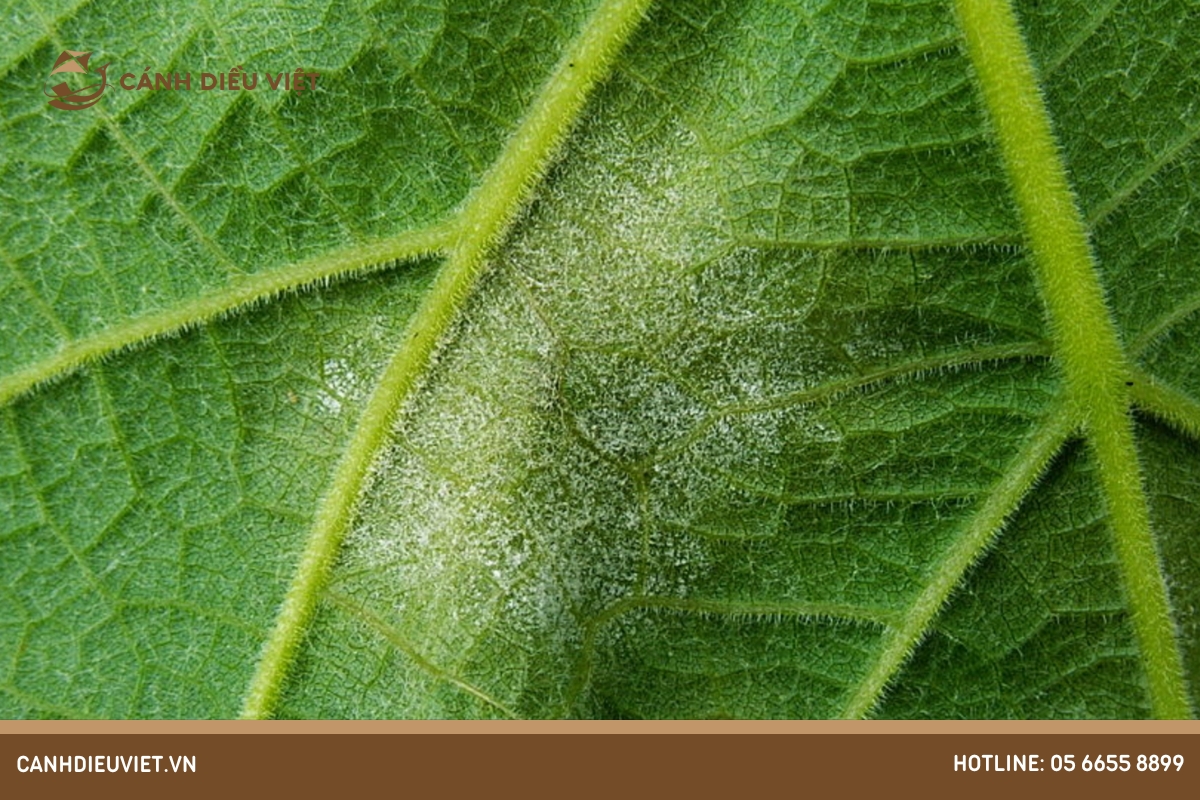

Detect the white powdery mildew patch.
[
  {"left": 314, "top": 315, "right": 401, "bottom": 416},
  {"left": 841, "top": 323, "right": 908, "bottom": 363},
  {"left": 509, "top": 436, "right": 645, "bottom": 617},
  {"left": 651, "top": 244, "right": 846, "bottom": 406},
  {"left": 508, "top": 116, "right": 731, "bottom": 347},
  {"left": 315, "top": 358, "right": 365, "bottom": 415},
  {"left": 335, "top": 276, "right": 608, "bottom": 711},
  {"left": 641, "top": 522, "right": 713, "bottom": 597},
  {"left": 345, "top": 279, "right": 545, "bottom": 581},
  {"left": 688, "top": 246, "right": 829, "bottom": 330},
  {"left": 646, "top": 401, "right": 853, "bottom": 542},
  {"left": 563, "top": 347, "right": 708, "bottom": 461},
  {"left": 580, "top": 122, "right": 725, "bottom": 269},
  {"left": 701, "top": 405, "right": 844, "bottom": 482},
  {"left": 334, "top": 116, "right": 764, "bottom": 706}
]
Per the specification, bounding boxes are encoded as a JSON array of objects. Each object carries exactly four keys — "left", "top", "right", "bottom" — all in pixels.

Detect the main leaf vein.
[
  {"left": 953, "top": 0, "right": 1191, "bottom": 719},
  {"left": 238, "top": 0, "right": 656, "bottom": 719}
]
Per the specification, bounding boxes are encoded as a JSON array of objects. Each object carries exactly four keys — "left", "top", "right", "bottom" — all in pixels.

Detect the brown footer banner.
[{"left": 1, "top": 722, "right": 1195, "bottom": 799}]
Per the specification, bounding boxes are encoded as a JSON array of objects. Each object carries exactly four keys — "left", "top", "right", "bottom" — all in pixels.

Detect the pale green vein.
[
  {"left": 94, "top": 103, "right": 243, "bottom": 279},
  {"left": 238, "top": 0, "right": 656, "bottom": 720},
  {"left": 563, "top": 591, "right": 892, "bottom": 716},
  {"left": 841, "top": 407, "right": 1074, "bottom": 719},
  {"left": 1087, "top": 124, "right": 1200, "bottom": 227},
  {"left": 195, "top": 0, "right": 365, "bottom": 240},
  {"left": 647, "top": 340, "right": 1052, "bottom": 466},
  {"left": 954, "top": 0, "right": 1191, "bottom": 718},
  {"left": 0, "top": 224, "right": 454, "bottom": 408},
  {"left": 616, "top": 595, "right": 899, "bottom": 629},
  {"left": 0, "top": 240, "right": 72, "bottom": 340},
  {"left": 325, "top": 591, "right": 518, "bottom": 719},
  {"left": 1040, "top": 0, "right": 1119, "bottom": 77},
  {"left": 1129, "top": 368, "right": 1200, "bottom": 444},
  {"left": 0, "top": 0, "right": 94, "bottom": 81},
  {"left": 1, "top": 685, "right": 99, "bottom": 721},
  {"left": 3, "top": 406, "right": 116, "bottom": 608},
  {"left": 26, "top": 1, "right": 240, "bottom": 281},
  {"left": 1129, "top": 290, "right": 1200, "bottom": 357},
  {"left": 738, "top": 233, "right": 1024, "bottom": 251},
  {"left": 722, "top": 341, "right": 1052, "bottom": 416}
]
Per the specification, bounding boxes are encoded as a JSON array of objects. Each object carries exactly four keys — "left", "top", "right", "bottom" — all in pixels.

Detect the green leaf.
[{"left": 1, "top": 0, "right": 1197, "bottom": 719}]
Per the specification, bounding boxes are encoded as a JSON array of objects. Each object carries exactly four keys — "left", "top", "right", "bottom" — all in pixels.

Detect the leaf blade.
[{"left": 2, "top": 0, "right": 1198, "bottom": 719}]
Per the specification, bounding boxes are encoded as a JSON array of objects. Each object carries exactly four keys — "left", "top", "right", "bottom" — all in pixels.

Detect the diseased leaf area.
[{"left": 0, "top": 0, "right": 1197, "bottom": 719}]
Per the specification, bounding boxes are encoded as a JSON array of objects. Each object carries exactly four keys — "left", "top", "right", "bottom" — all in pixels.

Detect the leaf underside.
[{"left": 1, "top": 0, "right": 1198, "bottom": 719}]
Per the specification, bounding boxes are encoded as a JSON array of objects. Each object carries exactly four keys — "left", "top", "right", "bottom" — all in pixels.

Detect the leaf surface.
[{"left": 0, "top": 0, "right": 1197, "bottom": 719}]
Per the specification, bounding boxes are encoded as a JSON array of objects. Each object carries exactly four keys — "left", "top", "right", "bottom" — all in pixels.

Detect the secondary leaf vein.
[
  {"left": 840, "top": 406, "right": 1074, "bottom": 719},
  {"left": 0, "top": 225, "right": 454, "bottom": 407}
]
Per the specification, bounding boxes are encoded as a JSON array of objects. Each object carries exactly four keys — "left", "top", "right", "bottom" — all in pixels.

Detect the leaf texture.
[{"left": 0, "top": 0, "right": 1197, "bottom": 719}]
